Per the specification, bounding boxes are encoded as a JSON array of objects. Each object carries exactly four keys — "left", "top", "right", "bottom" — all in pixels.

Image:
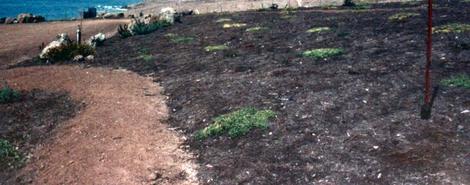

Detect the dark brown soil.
[
  {"left": 0, "top": 89, "right": 82, "bottom": 183},
  {"left": 14, "top": 1, "right": 470, "bottom": 184}
]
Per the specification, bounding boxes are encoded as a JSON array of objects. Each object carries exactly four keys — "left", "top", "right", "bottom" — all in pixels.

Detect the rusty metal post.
[{"left": 421, "top": 0, "right": 433, "bottom": 119}]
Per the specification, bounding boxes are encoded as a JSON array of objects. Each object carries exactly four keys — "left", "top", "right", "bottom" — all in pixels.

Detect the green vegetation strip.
[
  {"left": 223, "top": 23, "right": 248, "bottom": 28},
  {"left": 215, "top": 18, "right": 232, "bottom": 23},
  {"left": 0, "top": 85, "right": 20, "bottom": 104},
  {"left": 195, "top": 107, "right": 275, "bottom": 140},
  {"left": 205, "top": 45, "right": 229, "bottom": 52},
  {"left": 441, "top": 74, "right": 470, "bottom": 89},
  {"left": 246, "top": 26, "right": 269, "bottom": 32},
  {"left": 165, "top": 33, "right": 195, "bottom": 44},
  {"left": 433, "top": 23, "right": 470, "bottom": 33},
  {"left": 303, "top": 48, "right": 344, "bottom": 59},
  {"left": 306, "top": 27, "right": 331, "bottom": 33},
  {"left": 388, "top": 12, "right": 420, "bottom": 22},
  {"left": 0, "top": 139, "right": 22, "bottom": 167}
]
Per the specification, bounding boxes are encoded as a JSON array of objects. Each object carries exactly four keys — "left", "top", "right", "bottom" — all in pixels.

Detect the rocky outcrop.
[
  {"left": 3, "top": 13, "right": 45, "bottom": 24},
  {"left": 99, "top": 12, "right": 125, "bottom": 19},
  {"left": 39, "top": 33, "right": 71, "bottom": 59},
  {"left": 4, "top": 17, "right": 16, "bottom": 24},
  {"left": 86, "top": 33, "right": 106, "bottom": 47},
  {"left": 16, "top": 13, "right": 46, "bottom": 23},
  {"left": 159, "top": 7, "right": 176, "bottom": 24}
]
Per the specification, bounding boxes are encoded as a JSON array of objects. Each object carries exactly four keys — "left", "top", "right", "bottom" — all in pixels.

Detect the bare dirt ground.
[
  {"left": 0, "top": 19, "right": 129, "bottom": 69},
  {"left": 0, "top": 66, "right": 198, "bottom": 185}
]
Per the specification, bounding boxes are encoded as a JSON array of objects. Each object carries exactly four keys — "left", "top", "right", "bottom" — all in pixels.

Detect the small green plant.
[
  {"left": 205, "top": 44, "right": 229, "bottom": 52},
  {"left": 306, "top": 27, "right": 331, "bottom": 33},
  {"left": 303, "top": 48, "right": 344, "bottom": 59},
  {"left": 0, "top": 84, "right": 20, "bottom": 104},
  {"left": 165, "top": 34, "right": 195, "bottom": 44},
  {"left": 215, "top": 18, "right": 232, "bottom": 23},
  {"left": 0, "top": 139, "right": 22, "bottom": 168},
  {"left": 223, "top": 23, "right": 247, "bottom": 28},
  {"left": 388, "top": 12, "right": 420, "bottom": 22},
  {"left": 246, "top": 26, "right": 269, "bottom": 32},
  {"left": 117, "top": 24, "right": 132, "bottom": 38},
  {"left": 138, "top": 48, "right": 154, "bottom": 62},
  {"left": 441, "top": 74, "right": 470, "bottom": 89},
  {"left": 44, "top": 43, "right": 95, "bottom": 62},
  {"left": 352, "top": 3, "right": 371, "bottom": 10},
  {"left": 337, "top": 31, "right": 350, "bottom": 37},
  {"left": 195, "top": 107, "right": 276, "bottom": 140},
  {"left": 433, "top": 23, "right": 470, "bottom": 33}
]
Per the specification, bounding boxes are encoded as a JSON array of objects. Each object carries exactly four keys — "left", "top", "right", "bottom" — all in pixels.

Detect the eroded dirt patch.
[
  {"left": 0, "top": 90, "right": 81, "bottom": 183},
  {"left": 0, "top": 66, "right": 198, "bottom": 185}
]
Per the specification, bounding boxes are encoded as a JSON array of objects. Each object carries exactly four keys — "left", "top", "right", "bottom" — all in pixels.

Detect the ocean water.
[{"left": 0, "top": 0, "right": 142, "bottom": 20}]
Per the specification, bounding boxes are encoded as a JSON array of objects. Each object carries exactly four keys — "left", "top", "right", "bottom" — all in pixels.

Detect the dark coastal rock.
[
  {"left": 100, "top": 12, "right": 124, "bottom": 19},
  {"left": 15, "top": 13, "right": 45, "bottom": 23},
  {"left": 4, "top": 17, "right": 15, "bottom": 24},
  {"left": 82, "top": 7, "right": 97, "bottom": 19},
  {"left": 0, "top": 17, "right": 5, "bottom": 24},
  {"left": 17, "top": 13, "right": 33, "bottom": 23},
  {"left": 33, "top": 15, "right": 46, "bottom": 23}
]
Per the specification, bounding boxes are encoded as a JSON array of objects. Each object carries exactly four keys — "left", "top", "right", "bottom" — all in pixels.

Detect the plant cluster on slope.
[
  {"left": 306, "top": 27, "right": 331, "bottom": 33},
  {"left": 388, "top": 12, "right": 420, "bottom": 22},
  {"left": 195, "top": 108, "right": 276, "bottom": 140},
  {"left": 433, "top": 23, "right": 470, "bottom": 33},
  {"left": 441, "top": 74, "right": 470, "bottom": 89},
  {"left": 0, "top": 84, "right": 20, "bottom": 104},
  {"left": 303, "top": 48, "right": 344, "bottom": 59},
  {"left": 0, "top": 139, "right": 22, "bottom": 168}
]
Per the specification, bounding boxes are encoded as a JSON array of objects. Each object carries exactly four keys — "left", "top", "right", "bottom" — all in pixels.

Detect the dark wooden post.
[{"left": 421, "top": 0, "right": 433, "bottom": 119}]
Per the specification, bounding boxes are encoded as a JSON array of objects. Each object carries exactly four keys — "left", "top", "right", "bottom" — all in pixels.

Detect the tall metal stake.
[{"left": 421, "top": 0, "right": 433, "bottom": 119}]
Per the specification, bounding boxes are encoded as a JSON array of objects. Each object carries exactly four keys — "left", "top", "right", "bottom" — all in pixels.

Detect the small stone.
[
  {"left": 205, "top": 164, "right": 213, "bottom": 168},
  {"left": 85, "top": 55, "right": 94, "bottom": 61},
  {"left": 73, "top": 55, "right": 84, "bottom": 62},
  {"left": 461, "top": 110, "right": 469, "bottom": 114},
  {"left": 147, "top": 172, "right": 162, "bottom": 181}
]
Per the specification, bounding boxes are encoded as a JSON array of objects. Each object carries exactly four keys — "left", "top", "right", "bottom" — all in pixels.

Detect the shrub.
[
  {"left": 195, "top": 108, "right": 276, "bottom": 140},
  {"left": 303, "top": 48, "right": 344, "bottom": 59},
  {"left": 306, "top": 27, "right": 331, "bottom": 33},
  {"left": 441, "top": 74, "right": 470, "bottom": 89},
  {"left": 131, "top": 19, "right": 171, "bottom": 35},
  {"left": 388, "top": 12, "right": 420, "bottom": 22},
  {"left": 43, "top": 43, "right": 95, "bottom": 62},
  {"left": 246, "top": 26, "right": 269, "bottom": 32},
  {"left": 117, "top": 24, "right": 132, "bottom": 38},
  {"left": 223, "top": 23, "right": 247, "bottom": 28},
  {"left": 0, "top": 139, "right": 22, "bottom": 167},
  {"left": 433, "top": 23, "right": 470, "bottom": 33},
  {"left": 205, "top": 45, "right": 229, "bottom": 52},
  {"left": 343, "top": 0, "right": 356, "bottom": 7},
  {"left": 0, "top": 84, "right": 20, "bottom": 104}
]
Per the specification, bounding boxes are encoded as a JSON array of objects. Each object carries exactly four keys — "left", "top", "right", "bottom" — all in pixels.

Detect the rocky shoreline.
[{"left": 1, "top": 13, "right": 46, "bottom": 24}]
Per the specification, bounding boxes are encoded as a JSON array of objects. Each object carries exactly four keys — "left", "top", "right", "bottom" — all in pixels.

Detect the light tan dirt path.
[
  {"left": 0, "top": 19, "right": 129, "bottom": 68},
  {"left": 1, "top": 66, "right": 198, "bottom": 185}
]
